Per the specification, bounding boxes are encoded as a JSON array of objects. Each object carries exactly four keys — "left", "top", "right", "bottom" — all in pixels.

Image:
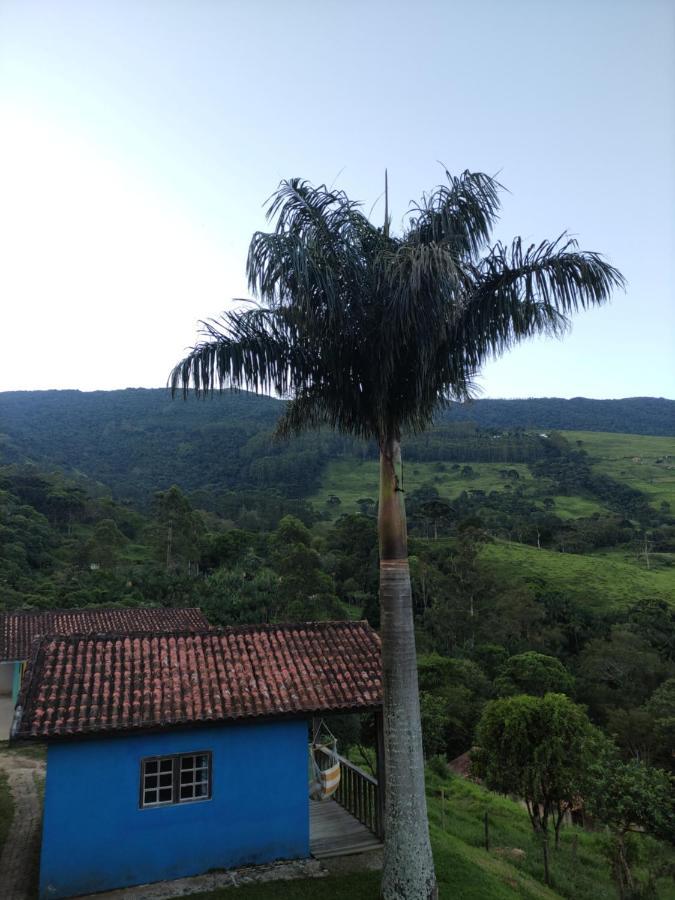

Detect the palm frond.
[
  {"left": 405, "top": 170, "right": 502, "bottom": 258},
  {"left": 169, "top": 306, "right": 315, "bottom": 399},
  {"left": 247, "top": 179, "right": 379, "bottom": 330},
  {"left": 456, "top": 235, "right": 626, "bottom": 367},
  {"left": 382, "top": 241, "right": 469, "bottom": 339}
]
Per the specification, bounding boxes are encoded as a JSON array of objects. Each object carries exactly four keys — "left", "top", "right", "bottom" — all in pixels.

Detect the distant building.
[
  {"left": 11, "top": 621, "right": 383, "bottom": 900},
  {"left": 0, "top": 607, "right": 210, "bottom": 738}
]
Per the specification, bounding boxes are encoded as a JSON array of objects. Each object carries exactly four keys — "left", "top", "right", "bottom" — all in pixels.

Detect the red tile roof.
[
  {"left": 12, "top": 621, "right": 382, "bottom": 740},
  {"left": 0, "top": 608, "right": 210, "bottom": 661}
]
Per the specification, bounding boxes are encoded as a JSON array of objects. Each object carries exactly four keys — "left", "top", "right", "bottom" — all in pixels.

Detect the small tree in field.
[
  {"left": 582, "top": 740, "right": 674, "bottom": 899},
  {"left": 172, "top": 171, "right": 623, "bottom": 899},
  {"left": 471, "top": 693, "right": 594, "bottom": 852}
]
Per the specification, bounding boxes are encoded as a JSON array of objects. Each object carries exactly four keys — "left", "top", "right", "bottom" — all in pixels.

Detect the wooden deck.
[{"left": 309, "top": 798, "right": 383, "bottom": 859}]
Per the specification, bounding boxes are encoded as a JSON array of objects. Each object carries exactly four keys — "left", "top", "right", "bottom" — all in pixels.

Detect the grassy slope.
[
  {"left": 425, "top": 772, "right": 675, "bottom": 900},
  {"left": 312, "top": 432, "right": 674, "bottom": 518},
  {"left": 482, "top": 540, "right": 675, "bottom": 610},
  {"left": 189, "top": 772, "right": 675, "bottom": 900},
  {"left": 310, "top": 458, "right": 614, "bottom": 522},
  {"left": 563, "top": 431, "right": 675, "bottom": 510},
  {"left": 310, "top": 432, "right": 675, "bottom": 611}
]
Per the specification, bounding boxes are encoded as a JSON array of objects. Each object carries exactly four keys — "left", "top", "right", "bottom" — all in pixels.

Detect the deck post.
[{"left": 375, "top": 709, "right": 386, "bottom": 838}]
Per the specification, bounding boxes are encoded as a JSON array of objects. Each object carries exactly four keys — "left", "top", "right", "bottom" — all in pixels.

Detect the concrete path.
[
  {"left": 0, "top": 751, "right": 45, "bottom": 900},
  {"left": 0, "top": 697, "right": 14, "bottom": 741},
  {"left": 75, "top": 858, "right": 326, "bottom": 900}
]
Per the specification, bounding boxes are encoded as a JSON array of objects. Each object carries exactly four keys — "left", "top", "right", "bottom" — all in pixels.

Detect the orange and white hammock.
[{"left": 309, "top": 721, "right": 341, "bottom": 801}]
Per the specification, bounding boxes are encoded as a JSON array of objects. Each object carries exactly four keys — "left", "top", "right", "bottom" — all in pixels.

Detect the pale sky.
[{"left": 1, "top": 0, "right": 673, "bottom": 398}]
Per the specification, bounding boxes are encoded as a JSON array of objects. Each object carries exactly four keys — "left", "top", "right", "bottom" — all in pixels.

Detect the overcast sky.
[{"left": 1, "top": 0, "right": 673, "bottom": 398}]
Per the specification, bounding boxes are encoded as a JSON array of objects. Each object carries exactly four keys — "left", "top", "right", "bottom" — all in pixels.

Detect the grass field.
[
  {"left": 309, "top": 457, "right": 616, "bottom": 522},
  {"left": 563, "top": 431, "right": 675, "bottom": 510},
  {"left": 481, "top": 540, "right": 675, "bottom": 610},
  {"left": 189, "top": 770, "right": 675, "bottom": 900},
  {"left": 311, "top": 459, "right": 541, "bottom": 520},
  {"left": 311, "top": 432, "right": 674, "bottom": 520}
]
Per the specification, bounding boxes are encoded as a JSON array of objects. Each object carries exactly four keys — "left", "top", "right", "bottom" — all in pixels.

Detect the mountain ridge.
[{"left": 1, "top": 390, "right": 672, "bottom": 505}]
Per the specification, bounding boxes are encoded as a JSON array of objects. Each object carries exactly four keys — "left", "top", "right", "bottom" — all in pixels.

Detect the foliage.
[
  {"left": 494, "top": 652, "right": 575, "bottom": 698},
  {"left": 417, "top": 654, "right": 492, "bottom": 759},
  {"left": 646, "top": 678, "right": 675, "bottom": 769},
  {"left": 421, "top": 693, "right": 451, "bottom": 757},
  {"left": 171, "top": 175, "right": 623, "bottom": 448},
  {"left": 582, "top": 740, "right": 675, "bottom": 897},
  {"left": 584, "top": 744, "right": 674, "bottom": 842},
  {"left": 577, "top": 627, "right": 673, "bottom": 721},
  {"left": 472, "top": 694, "right": 595, "bottom": 844}
]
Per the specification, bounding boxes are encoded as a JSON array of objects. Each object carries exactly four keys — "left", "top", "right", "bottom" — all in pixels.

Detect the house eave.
[{"left": 10, "top": 700, "right": 383, "bottom": 746}]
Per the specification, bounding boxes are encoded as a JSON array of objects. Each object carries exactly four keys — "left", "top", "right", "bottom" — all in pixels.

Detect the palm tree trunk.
[{"left": 379, "top": 435, "right": 437, "bottom": 900}]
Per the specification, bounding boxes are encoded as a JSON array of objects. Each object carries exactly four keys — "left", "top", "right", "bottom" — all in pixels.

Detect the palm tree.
[{"left": 170, "top": 171, "right": 624, "bottom": 899}]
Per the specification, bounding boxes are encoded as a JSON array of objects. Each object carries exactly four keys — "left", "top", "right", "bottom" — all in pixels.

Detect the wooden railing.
[{"left": 316, "top": 746, "right": 383, "bottom": 838}]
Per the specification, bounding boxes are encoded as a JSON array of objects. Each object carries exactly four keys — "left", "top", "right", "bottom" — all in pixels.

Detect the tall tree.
[
  {"left": 171, "top": 171, "right": 623, "bottom": 899},
  {"left": 472, "top": 693, "right": 595, "bottom": 852}
]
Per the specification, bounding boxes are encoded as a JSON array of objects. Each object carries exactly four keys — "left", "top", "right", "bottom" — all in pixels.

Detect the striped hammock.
[{"left": 309, "top": 721, "right": 341, "bottom": 801}]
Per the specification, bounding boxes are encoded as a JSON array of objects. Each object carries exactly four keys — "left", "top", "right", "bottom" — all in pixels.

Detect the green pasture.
[
  {"left": 310, "top": 459, "right": 537, "bottom": 519},
  {"left": 546, "top": 495, "right": 608, "bottom": 520},
  {"left": 563, "top": 431, "right": 675, "bottom": 510},
  {"left": 481, "top": 540, "right": 675, "bottom": 610},
  {"left": 310, "top": 457, "right": 614, "bottom": 522}
]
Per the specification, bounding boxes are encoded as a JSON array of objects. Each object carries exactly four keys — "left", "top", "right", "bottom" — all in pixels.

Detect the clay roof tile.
[{"left": 13, "top": 621, "right": 382, "bottom": 740}]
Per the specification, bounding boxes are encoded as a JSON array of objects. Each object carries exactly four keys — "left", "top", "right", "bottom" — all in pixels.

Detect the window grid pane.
[
  {"left": 141, "top": 753, "right": 210, "bottom": 808},
  {"left": 142, "top": 758, "right": 174, "bottom": 807},
  {"left": 176, "top": 753, "right": 209, "bottom": 804}
]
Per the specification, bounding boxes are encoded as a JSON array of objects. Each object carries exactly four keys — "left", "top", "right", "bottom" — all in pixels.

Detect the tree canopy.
[
  {"left": 472, "top": 693, "right": 594, "bottom": 845},
  {"left": 171, "top": 173, "right": 623, "bottom": 446}
]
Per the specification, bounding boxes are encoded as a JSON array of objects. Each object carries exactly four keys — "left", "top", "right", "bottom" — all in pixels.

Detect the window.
[{"left": 140, "top": 752, "right": 211, "bottom": 808}]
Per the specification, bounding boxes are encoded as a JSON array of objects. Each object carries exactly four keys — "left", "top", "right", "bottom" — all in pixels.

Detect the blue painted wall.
[{"left": 39, "top": 719, "right": 310, "bottom": 899}]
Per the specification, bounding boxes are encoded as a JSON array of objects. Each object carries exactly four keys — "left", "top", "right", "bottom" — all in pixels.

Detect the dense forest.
[
  {"left": 0, "top": 390, "right": 673, "bottom": 505},
  {"left": 1, "top": 389, "right": 673, "bottom": 892}
]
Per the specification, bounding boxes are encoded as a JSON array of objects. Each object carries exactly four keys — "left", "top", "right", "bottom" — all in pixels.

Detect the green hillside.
[
  {"left": 0, "top": 391, "right": 672, "bottom": 506},
  {"left": 482, "top": 541, "right": 675, "bottom": 611},
  {"left": 309, "top": 459, "right": 608, "bottom": 521},
  {"left": 563, "top": 431, "right": 675, "bottom": 510},
  {"left": 2, "top": 401, "right": 673, "bottom": 898},
  {"left": 309, "top": 431, "right": 675, "bottom": 614},
  {"left": 187, "top": 768, "right": 674, "bottom": 900}
]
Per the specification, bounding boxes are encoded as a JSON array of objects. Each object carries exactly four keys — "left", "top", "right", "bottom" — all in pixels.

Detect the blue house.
[{"left": 11, "top": 621, "right": 383, "bottom": 899}]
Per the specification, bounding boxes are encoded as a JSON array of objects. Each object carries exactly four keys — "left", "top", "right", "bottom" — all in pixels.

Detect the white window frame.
[{"left": 140, "top": 751, "right": 212, "bottom": 809}]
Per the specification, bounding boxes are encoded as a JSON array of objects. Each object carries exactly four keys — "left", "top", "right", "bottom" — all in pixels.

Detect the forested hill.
[
  {"left": 440, "top": 396, "right": 674, "bottom": 434},
  {"left": 0, "top": 389, "right": 672, "bottom": 504}
]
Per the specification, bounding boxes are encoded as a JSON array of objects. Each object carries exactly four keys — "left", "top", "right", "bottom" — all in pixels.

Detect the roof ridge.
[
  {"left": 24, "top": 620, "right": 377, "bottom": 644},
  {"left": 0, "top": 606, "right": 204, "bottom": 617}
]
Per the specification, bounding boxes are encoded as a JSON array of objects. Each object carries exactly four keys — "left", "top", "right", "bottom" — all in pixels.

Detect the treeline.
[
  {"left": 0, "top": 389, "right": 357, "bottom": 504},
  {"left": 437, "top": 396, "right": 675, "bottom": 435},
  {"left": 403, "top": 434, "right": 674, "bottom": 555},
  {"left": 404, "top": 423, "right": 549, "bottom": 463},
  {"left": 0, "top": 464, "right": 320, "bottom": 609},
  {"left": 1, "top": 390, "right": 672, "bottom": 507}
]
